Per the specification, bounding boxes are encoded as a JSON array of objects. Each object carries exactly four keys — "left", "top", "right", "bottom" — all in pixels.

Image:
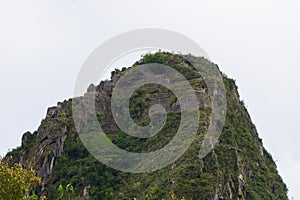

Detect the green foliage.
[
  {"left": 58, "top": 184, "right": 64, "bottom": 198},
  {"left": 57, "top": 183, "right": 75, "bottom": 200},
  {"left": 142, "top": 52, "right": 167, "bottom": 64},
  {"left": 0, "top": 158, "right": 45, "bottom": 200}
]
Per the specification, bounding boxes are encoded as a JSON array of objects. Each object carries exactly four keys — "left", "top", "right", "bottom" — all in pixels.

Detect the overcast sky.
[{"left": 0, "top": 0, "right": 299, "bottom": 198}]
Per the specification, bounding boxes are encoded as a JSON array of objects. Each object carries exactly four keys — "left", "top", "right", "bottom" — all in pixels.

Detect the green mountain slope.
[{"left": 7, "top": 53, "right": 288, "bottom": 199}]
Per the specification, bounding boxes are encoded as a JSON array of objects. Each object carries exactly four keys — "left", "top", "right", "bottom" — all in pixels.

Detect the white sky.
[{"left": 0, "top": 0, "right": 299, "bottom": 199}]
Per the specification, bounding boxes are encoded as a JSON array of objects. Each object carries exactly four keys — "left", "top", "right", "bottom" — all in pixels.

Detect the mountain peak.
[{"left": 7, "top": 53, "right": 288, "bottom": 199}]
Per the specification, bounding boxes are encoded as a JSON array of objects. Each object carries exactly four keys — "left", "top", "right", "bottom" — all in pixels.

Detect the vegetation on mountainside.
[
  {"left": 0, "top": 157, "right": 45, "bottom": 200},
  {"left": 57, "top": 183, "right": 75, "bottom": 200}
]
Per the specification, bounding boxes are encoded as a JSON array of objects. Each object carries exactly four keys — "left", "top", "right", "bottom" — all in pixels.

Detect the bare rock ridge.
[{"left": 7, "top": 52, "right": 288, "bottom": 199}]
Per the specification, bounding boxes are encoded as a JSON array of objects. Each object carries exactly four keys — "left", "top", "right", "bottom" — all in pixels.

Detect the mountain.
[{"left": 7, "top": 52, "right": 288, "bottom": 199}]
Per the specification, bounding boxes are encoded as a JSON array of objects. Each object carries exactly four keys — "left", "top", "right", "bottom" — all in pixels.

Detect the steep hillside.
[{"left": 7, "top": 53, "right": 288, "bottom": 199}]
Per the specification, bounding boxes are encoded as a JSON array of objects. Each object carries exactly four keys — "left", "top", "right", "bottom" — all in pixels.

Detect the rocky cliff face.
[{"left": 7, "top": 53, "right": 288, "bottom": 199}]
